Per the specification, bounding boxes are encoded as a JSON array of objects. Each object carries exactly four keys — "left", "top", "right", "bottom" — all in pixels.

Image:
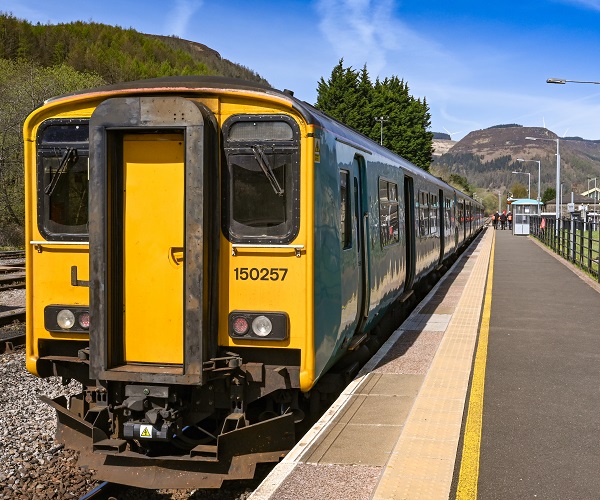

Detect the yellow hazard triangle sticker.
[{"left": 140, "top": 425, "right": 152, "bottom": 438}]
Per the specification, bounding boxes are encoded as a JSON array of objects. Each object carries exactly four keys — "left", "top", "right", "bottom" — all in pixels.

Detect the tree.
[
  {"left": 0, "top": 58, "right": 104, "bottom": 246},
  {"left": 482, "top": 192, "right": 499, "bottom": 216},
  {"left": 510, "top": 182, "right": 528, "bottom": 199},
  {"left": 449, "top": 174, "right": 471, "bottom": 193},
  {"left": 542, "top": 187, "right": 556, "bottom": 205},
  {"left": 315, "top": 59, "right": 361, "bottom": 127},
  {"left": 316, "top": 60, "right": 433, "bottom": 170}
]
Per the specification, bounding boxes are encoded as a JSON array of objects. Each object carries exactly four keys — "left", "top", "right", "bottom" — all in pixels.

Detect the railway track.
[
  {"left": 0, "top": 270, "right": 25, "bottom": 290},
  {"left": 79, "top": 481, "right": 126, "bottom": 500},
  {"left": 0, "top": 249, "right": 25, "bottom": 260},
  {"left": 0, "top": 328, "right": 25, "bottom": 353},
  {"left": 0, "top": 249, "right": 26, "bottom": 352}
]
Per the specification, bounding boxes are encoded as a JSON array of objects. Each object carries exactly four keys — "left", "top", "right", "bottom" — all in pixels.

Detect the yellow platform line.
[
  {"left": 372, "top": 229, "right": 494, "bottom": 499},
  {"left": 455, "top": 229, "right": 496, "bottom": 499}
]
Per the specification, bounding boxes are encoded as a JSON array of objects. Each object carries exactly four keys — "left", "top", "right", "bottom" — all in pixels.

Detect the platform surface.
[{"left": 251, "top": 226, "right": 600, "bottom": 499}]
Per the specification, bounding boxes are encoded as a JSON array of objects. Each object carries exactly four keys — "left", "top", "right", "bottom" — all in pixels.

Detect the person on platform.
[
  {"left": 507, "top": 211, "right": 513, "bottom": 230},
  {"left": 500, "top": 210, "right": 507, "bottom": 230},
  {"left": 492, "top": 211, "right": 499, "bottom": 229}
]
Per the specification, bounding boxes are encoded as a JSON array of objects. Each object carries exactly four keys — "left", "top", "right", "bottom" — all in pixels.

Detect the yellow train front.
[{"left": 24, "top": 76, "right": 482, "bottom": 489}]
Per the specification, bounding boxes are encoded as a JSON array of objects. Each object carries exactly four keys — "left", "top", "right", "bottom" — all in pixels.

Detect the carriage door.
[
  {"left": 121, "top": 133, "right": 184, "bottom": 364},
  {"left": 354, "top": 157, "right": 369, "bottom": 323},
  {"left": 454, "top": 194, "right": 459, "bottom": 248},
  {"left": 341, "top": 156, "right": 369, "bottom": 337},
  {"left": 404, "top": 176, "right": 416, "bottom": 291},
  {"left": 439, "top": 189, "right": 445, "bottom": 261},
  {"left": 88, "top": 97, "right": 217, "bottom": 384}
]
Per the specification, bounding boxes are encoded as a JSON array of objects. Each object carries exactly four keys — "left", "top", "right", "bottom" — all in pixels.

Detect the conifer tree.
[
  {"left": 315, "top": 59, "right": 360, "bottom": 126},
  {"left": 316, "top": 61, "right": 433, "bottom": 171}
]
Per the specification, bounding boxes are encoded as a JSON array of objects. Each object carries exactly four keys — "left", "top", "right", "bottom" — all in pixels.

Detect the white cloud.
[
  {"left": 165, "top": 0, "right": 203, "bottom": 37},
  {"left": 317, "top": 0, "right": 435, "bottom": 75},
  {"left": 556, "top": 0, "right": 600, "bottom": 11},
  {"left": 315, "top": 0, "right": 469, "bottom": 86}
]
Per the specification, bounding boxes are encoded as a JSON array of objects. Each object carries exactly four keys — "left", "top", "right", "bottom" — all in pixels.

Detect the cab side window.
[
  {"left": 222, "top": 115, "right": 300, "bottom": 244},
  {"left": 37, "top": 119, "right": 89, "bottom": 240}
]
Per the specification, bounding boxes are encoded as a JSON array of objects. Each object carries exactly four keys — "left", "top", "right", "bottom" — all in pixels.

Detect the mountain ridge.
[{"left": 432, "top": 125, "right": 600, "bottom": 196}]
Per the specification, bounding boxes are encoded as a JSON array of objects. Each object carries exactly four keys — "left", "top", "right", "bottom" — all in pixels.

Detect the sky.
[{"left": 3, "top": 0, "right": 600, "bottom": 141}]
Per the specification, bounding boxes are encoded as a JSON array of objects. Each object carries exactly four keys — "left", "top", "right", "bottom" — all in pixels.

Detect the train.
[{"left": 24, "top": 76, "right": 484, "bottom": 489}]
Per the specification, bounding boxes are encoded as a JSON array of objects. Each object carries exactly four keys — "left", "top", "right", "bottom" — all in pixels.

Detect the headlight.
[
  {"left": 56, "top": 309, "right": 76, "bottom": 329},
  {"left": 252, "top": 316, "right": 272, "bottom": 337},
  {"left": 44, "top": 305, "right": 90, "bottom": 333}
]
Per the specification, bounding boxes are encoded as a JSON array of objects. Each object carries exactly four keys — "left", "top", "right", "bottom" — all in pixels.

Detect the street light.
[
  {"left": 517, "top": 158, "right": 541, "bottom": 201},
  {"left": 374, "top": 116, "right": 388, "bottom": 145},
  {"left": 546, "top": 77, "right": 600, "bottom": 220},
  {"left": 547, "top": 78, "right": 600, "bottom": 85},
  {"left": 526, "top": 136, "right": 560, "bottom": 230},
  {"left": 588, "top": 177, "right": 597, "bottom": 212},
  {"left": 511, "top": 171, "right": 531, "bottom": 199}
]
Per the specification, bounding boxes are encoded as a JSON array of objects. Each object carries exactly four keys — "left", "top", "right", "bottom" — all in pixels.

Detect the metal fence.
[{"left": 530, "top": 215, "right": 600, "bottom": 280}]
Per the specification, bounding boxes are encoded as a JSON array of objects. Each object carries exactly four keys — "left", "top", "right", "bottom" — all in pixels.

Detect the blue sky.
[{"left": 3, "top": 0, "right": 600, "bottom": 141}]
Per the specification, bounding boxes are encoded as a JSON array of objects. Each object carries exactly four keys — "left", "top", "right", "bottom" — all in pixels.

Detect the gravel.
[
  {"left": 0, "top": 350, "right": 97, "bottom": 499},
  {"left": 0, "top": 284, "right": 263, "bottom": 499},
  {"left": 0, "top": 289, "right": 24, "bottom": 309}
]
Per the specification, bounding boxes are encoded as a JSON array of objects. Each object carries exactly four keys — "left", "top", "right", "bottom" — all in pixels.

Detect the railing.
[{"left": 530, "top": 215, "right": 600, "bottom": 280}]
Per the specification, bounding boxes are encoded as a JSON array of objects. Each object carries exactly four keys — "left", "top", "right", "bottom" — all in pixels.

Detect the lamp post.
[
  {"left": 511, "top": 171, "right": 531, "bottom": 199},
  {"left": 526, "top": 136, "right": 560, "bottom": 232},
  {"left": 588, "top": 177, "right": 597, "bottom": 212},
  {"left": 547, "top": 78, "right": 600, "bottom": 85},
  {"left": 517, "top": 158, "right": 541, "bottom": 201},
  {"left": 374, "top": 116, "right": 388, "bottom": 145},
  {"left": 546, "top": 77, "right": 600, "bottom": 221},
  {"left": 587, "top": 177, "right": 597, "bottom": 199}
]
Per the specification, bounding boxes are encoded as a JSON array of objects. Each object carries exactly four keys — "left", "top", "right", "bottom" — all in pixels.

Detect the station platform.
[{"left": 250, "top": 226, "right": 600, "bottom": 499}]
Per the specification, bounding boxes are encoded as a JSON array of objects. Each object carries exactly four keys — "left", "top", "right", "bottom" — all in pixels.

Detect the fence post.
[
  {"left": 588, "top": 223, "right": 593, "bottom": 272},
  {"left": 579, "top": 220, "right": 584, "bottom": 267}
]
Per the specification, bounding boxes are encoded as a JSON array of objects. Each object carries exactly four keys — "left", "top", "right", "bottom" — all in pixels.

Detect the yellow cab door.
[
  {"left": 121, "top": 133, "right": 184, "bottom": 365},
  {"left": 88, "top": 96, "right": 214, "bottom": 383}
]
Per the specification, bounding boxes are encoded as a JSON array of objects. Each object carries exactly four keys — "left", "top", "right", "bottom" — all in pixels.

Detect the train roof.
[
  {"left": 43, "top": 75, "right": 320, "bottom": 129},
  {"left": 45, "top": 75, "right": 300, "bottom": 109},
  {"left": 48, "top": 75, "right": 273, "bottom": 98},
  {"left": 42, "top": 75, "right": 480, "bottom": 205}
]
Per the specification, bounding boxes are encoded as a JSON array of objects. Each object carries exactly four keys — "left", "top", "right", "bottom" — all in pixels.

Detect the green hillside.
[
  {"left": 0, "top": 14, "right": 271, "bottom": 247},
  {"left": 0, "top": 13, "right": 268, "bottom": 84}
]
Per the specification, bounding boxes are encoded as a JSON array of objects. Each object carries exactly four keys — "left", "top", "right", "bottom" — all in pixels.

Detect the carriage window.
[
  {"left": 340, "top": 170, "right": 351, "bottom": 249},
  {"left": 37, "top": 120, "right": 89, "bottom": 240},
  {"left": 430, "top": 194, "right": 439, "bottom": 236},
  {"left": 379, "top": 179, "right": 399, "bottom": 246},
  {"left": 419, "top": 191, "right": 430, "bottom": 237},
  {"left": 445, "top": 198, "right": 452, "bottom": 234},
  {"left": 222, "top": 115, "right": 300, "bottom": 244}
]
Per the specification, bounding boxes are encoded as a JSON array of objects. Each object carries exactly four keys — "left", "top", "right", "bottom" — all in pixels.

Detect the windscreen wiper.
[
  {"left": 252, "top": 145, "right": 284, "bottom": 196},
  {"left": 44, "top": 148, "right": 78, "bottom": 197}
]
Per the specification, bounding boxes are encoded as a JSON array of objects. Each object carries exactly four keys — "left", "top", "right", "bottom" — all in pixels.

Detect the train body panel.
[{"left": 24, "top": 76, "right": 483, "bottom": 488}]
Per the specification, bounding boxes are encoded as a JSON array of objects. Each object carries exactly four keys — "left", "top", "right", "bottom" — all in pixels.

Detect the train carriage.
[{"left": 24, "top": 76, "right": 483, "bottom": 489}]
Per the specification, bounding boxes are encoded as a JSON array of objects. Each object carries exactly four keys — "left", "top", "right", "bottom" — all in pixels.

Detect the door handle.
[
  {"left": 71, "top": 266, "right": 90, "bottom": 287},
  {"left": 169, "top": 247, "right": 184, "bottom": 266}
]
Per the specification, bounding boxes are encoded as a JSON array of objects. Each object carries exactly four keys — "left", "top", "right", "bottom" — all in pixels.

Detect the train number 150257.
[{"left": 234, "top": 267, "right": 288, "bottom": 281}]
